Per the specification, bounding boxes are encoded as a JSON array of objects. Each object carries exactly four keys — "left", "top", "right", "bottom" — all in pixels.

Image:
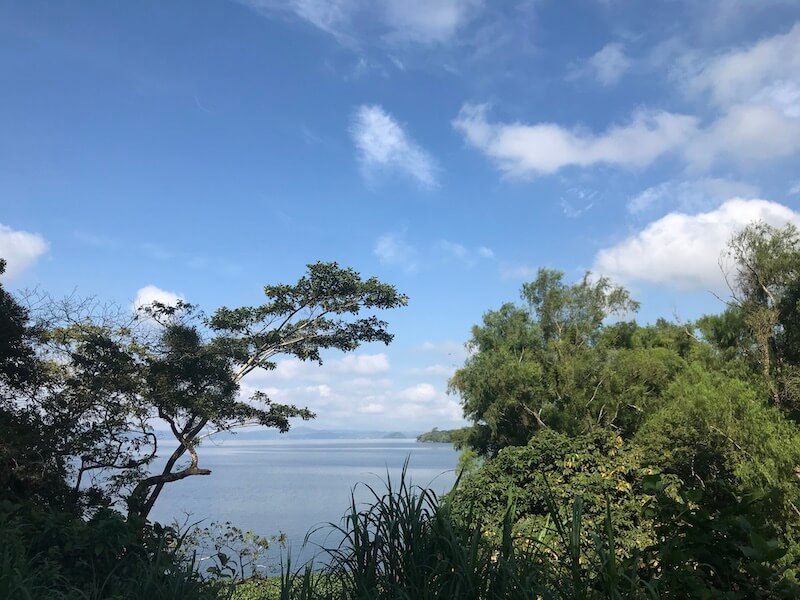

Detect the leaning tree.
[{"left": 12, "top": 262, "right": 406, "bottom": 520}]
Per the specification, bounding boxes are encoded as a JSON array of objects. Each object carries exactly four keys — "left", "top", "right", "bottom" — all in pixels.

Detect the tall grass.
[{"left": 272, "top": 464, "right": 655, "bottom": 600}]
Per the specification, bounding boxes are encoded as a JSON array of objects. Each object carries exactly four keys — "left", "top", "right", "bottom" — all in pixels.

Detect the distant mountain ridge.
[{"left": 192, "top": 426, "right": 421, "bottom": 441}]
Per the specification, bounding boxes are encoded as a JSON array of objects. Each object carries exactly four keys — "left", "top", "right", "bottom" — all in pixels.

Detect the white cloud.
[
  {"left": 132, "top": 285, "right": 183, "bottom": 312},
  {"left": 397, "top": 382, "right": 438, "bottom": 402},
  {"left": 351, "top": 105, "right": 438, "bottom": 187},
  {"left": 594, "top": 198, "right": 800, "bottom": 290},
  {"left": 436, "top": 240, "right": 494, "bottom": 265},
  {"left": 410, "top": 364, "right": 456, "bottom": 377},
  {"left": 335, "top": 353, "right": 390, "bottom": 374},
  {"left": 358, "top": 402, "right": 385, "bottom": 414},
  {"left": 789, "top": 181, "right": 800, "bottom": 196},
  {"left": 382, "top": 0, "right": 481, "bottom": 45},
  {"left": 453, "top": 104, "right": 697, "bottom": 176},
  {"left": 573, "top": 42, "right": 632, "bottom": 86},
  {"left": 253, "top": 353, "right": 390, "bottom": 381},
  {"left": 560, "top": 187, "right": 598, "bottom": 218},
  {"left": 677, "top": 24, "right": 800, "bottom": 169},
  {"left": 457, "top": 26, "right": 800, "bottom": 178},
  {"left": 499, "top": 264, "right": 540, "bottom": 280},
  {"left": 685, "top": 103, "right": 800, "bottom": 170},
  {"left": 374, "top": 232, "right": 419, "bottom": 271},
  {"left": 304, "top": 384, "right": 332, "bottom": 398},
  {"left": 241, "top": 362, "right": 465, "bottom": 430},
  {"left": 238, "top": 0, "right": 480, "bottom": 46},
  {"left": 687, "top": 22, "right": 800, "bottom": 112},
  {"left": 437, "top": 240, "right": 469, "bottom": 261},
  {"left": 0, "top": 224, "right": 48, "bottom": 279},
  {"left": 627, "top": 178, "right": 760, "bottom": 214}
]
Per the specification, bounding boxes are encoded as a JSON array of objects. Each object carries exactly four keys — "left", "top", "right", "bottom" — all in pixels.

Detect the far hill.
[{"left": 416, "top": 427, "right": 469, "bottom": 443}]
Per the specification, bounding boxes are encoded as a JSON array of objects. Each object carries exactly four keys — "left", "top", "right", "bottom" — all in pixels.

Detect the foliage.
[
  {"left": 180, "top": 519, "right": 286, "bottom": 580},
  {"left": 638, "top": 474, "right": 799, "bottom": 599},
  {"left": 448, "top": 430, "right": 658, "bottom": 561},
  {"left": 0, "top": 500, "right": 226, "bottom": 600},
  {"left": 416, "top": 426, "right": 470, "bottom": 443},
  {"left": 1, "top": 262, "right": 405, "bottom": 520},
  {"left": 725, "top": 222, "right": 800, "bottom": 417},
  {"left": 449, "top": 272, "right": 688, "bottom": 454},
  {"left": 272, "top": 467, "right": 650, "bottom": 600}
]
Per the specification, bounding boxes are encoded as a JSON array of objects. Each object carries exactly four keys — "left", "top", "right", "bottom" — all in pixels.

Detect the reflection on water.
[{"left": 148, "top": 438, "right": 459, "bottom": 570}]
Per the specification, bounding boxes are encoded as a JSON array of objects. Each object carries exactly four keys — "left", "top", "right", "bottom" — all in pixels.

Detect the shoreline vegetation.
[
  {"left": 416, "top": 426, "right": 470, "bottom": 443},
  {"left": 4, "top": 222, "right": 800, "bottom": 598}
]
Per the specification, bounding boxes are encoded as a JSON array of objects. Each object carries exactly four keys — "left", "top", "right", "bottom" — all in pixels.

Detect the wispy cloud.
[
  {"left": 0, "top": 224, "right": 49, "bottom": 279},
  {"left": 374, "top": 232, "right": 419, "bottom": 272},
  {"left": 351, "top": 105, "right": 438, "bottom": 188},
  {"left": 499, "top": 264, "right": 540, "bottom": 280},
  {"left": 627, "top": 178, "right": 760, "bottom": 215},
  {"left": 436, "top": 240, "right": 495, "bottom": 265},
  {"left": 374, "top": 233, "right": 493, "bottom": 271},
  {"left": 237, "top": 0, "right": 481, "bottom": 47},
  {"left": 570, "top": 42, "right": 632, "bottom": 87}
]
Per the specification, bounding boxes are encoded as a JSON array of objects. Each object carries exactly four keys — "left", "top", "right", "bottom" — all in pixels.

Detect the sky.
[{"left": 2, "top": 0, "right": 800, "bottom": 432}]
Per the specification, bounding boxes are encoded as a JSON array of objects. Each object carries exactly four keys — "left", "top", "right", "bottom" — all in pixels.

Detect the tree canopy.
[{"left": 0, "top": 261, "right": 407, "bottom": 521}]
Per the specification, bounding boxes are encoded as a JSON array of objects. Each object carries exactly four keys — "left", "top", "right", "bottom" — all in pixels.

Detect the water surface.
[{"left": 148, "top": 438, "right": 459, "bottom": 570}]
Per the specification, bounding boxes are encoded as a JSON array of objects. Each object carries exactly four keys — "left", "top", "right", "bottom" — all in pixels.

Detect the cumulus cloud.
[
  {"left": 253, "top": 353, "right": 391, "bottom": 381},
  {"left": 453, "top": 104, "right": 697, "bottom": 176},
  {"left": 594, "top": 198, "right": 800, "bottom": 290},
  {"left": 374, "top": 232, "right": 419, "bottom": 271},
  {"left": 241, "top": 360, "right": 464, "bottom": 429},
  {"left": 685, "top": 103, "right": 800, "bottom": 170},
  {"left": 397, "top": 383, "right": 438, "bottom": 402},
  {"left": 351, "top": 105, "right": 438, "bottom": 187},
  {"left": 572, "top": 42, "right": 632, "bottom": 86},
  {"left": 458, "top": 26, "right": 800, "bottom": 177},
  {"left": 0, "top": 224, "right": 48, "bottom": 279},
  {"left": 132, "top": 285, "right": 183, "bottom": 311}
]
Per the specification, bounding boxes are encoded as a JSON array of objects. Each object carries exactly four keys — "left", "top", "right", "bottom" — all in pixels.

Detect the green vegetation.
[
  {"left": 4, "top": 222, "right": 800, "bottom": 598},
  {"left": 0, "top": 260, "right": 406, "bottom": 599},
  {"left": 416, "top": 426, "right": 470, "bottom": 443}
]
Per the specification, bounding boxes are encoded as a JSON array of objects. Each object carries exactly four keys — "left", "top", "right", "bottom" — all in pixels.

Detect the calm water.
[{"left": 148, "top": 438, "right": 460, "bottom": 569}]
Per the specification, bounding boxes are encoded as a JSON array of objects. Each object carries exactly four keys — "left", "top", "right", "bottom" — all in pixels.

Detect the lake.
[{"left": 148, "top": 438, "right": 460, "bottom": 571}]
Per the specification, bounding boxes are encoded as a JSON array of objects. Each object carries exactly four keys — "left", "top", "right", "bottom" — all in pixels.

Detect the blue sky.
[{"left": 2, "top": 0, "right": 800, "bottom": 431}]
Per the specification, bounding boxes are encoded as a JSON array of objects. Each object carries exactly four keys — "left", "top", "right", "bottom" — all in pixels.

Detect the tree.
[
  {"left": 449, "top": 270, "right": 641, "bottom": 453},
  {"left": 125, "top": 262, "right": 408, "bottom": 520},
  {"left": 0, "top": 258, "right": 73, "bottom": 509},
  {"left": 725, "top": 222, "right": 800, "bottom": 416},
  {"left": 7, "top": 262, "right": 406, "bottom": 521}
]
